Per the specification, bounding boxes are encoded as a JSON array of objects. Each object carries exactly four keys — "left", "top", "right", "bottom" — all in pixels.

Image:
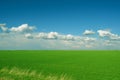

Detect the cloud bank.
[{"left": 0, "top": 24, "right": 120, "bottom": 50}]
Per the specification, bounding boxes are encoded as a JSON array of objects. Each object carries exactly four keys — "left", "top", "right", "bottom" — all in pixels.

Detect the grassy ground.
[{"left": 0, "top": 50, "right": 120, "bottom": 80}]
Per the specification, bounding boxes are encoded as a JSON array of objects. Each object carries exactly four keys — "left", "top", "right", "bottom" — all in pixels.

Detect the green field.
[{"left": 0, "top": 50, "right": 120, "bottom": 80}]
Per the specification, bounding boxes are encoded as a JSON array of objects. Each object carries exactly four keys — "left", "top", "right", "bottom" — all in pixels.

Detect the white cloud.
[
  {"left": 47, "top": 32, "right": 58, "bottom": 39},
  {"left": 59, "top": 34, "right": 75, "bottom": 41},
  {"left": 83, "top": 37, "right": 96, "bottom": 42},
  {"left": 97, "top": 30, "right": 120, "bottom": 40},
  {"left": 35, "top": 32, "right": 74, "bottom": 40},
  {"left": 65, "top": 34, "right": 74, "bottom": 40},
  {"left": 25, "top": 33, "right": 33, "bottom": 39},
  {"left": 35, "top": 32, "right": 47, "bottom": 39},
  {"left": 83, "top": 30, "right": 95, "bottom": 35},
  {"left": 10, "top": 24, "right": 36, "bottom": 33},
  {"left": 0, "top": 24, "right": 8, "bottom": 32},
  {"left": 97, "top": 30, "right": 111, "bottom": 37},
  {"left": 35, "top": 32, "right": 58, "bottom": 39}
]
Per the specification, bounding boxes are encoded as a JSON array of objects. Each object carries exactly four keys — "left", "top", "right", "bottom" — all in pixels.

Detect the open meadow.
[{"left": 0, "top": 50, "right": 120, "bottom": 80}]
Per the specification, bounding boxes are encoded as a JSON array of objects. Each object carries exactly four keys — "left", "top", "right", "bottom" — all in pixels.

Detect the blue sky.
[{"left": 0, "top": 0, "right": 120, "bottom": 49}]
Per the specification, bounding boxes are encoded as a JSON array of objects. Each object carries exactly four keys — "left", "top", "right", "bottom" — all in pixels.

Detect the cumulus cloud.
[
  {"left": 0, "top": 24, "right": 8, "bottom": 32},
  {"left": 83, "top": 37, "right": 96, "bottom": 42},
  {"left": 97, "top": 30, "right": 120, "bottom": 40},
  {"left": 83, "top": 30, "right": 95, "bottom": 35},
  {"left": 58, "top": 34, "right": 75, "bottom": 41},
  {"left": 36, "top": 32, "right": 58, "bottom": 39},
  {"left": 35, "top": 32, "right": 47, "bottom": 39},
  {"left": 35, "top": 32, "right": 74, "bottom": 40},
  {"left": 64, "top": 34, "right": 74, "bottom": 40},
  {"left": 10, "top": 24, "right": 36, "bottom": 33},
  {"left": 47, "top": 32, "right": 58, "bottom": 39},
  {"left": 97, "top": 30, "right": 111, "bottom": 37},
  {"left": 36, "top": 32, "right": 48, "bottom": 39},
  {"left": 25, "top": 33, "right": 33, "bottom": 39}
]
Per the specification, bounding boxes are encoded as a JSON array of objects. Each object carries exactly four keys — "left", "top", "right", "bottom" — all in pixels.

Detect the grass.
[
  {"left": 0, "top": 67, "right": 72, "bottom": 80},
  {"left": 0, "top": 50, "right": 120, "bottom": 80}
]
